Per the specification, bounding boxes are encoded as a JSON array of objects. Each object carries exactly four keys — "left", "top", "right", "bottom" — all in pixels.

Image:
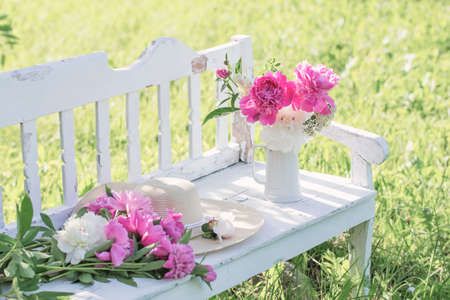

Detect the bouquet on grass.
[
  {"left": 0, "top": 188, "right": 216, "bottom": 299},
  {"left": 204, "top": 56, "right": 340, "bottom": 153}
]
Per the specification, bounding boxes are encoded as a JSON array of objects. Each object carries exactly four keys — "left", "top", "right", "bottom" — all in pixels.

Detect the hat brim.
[{"left": 190, "top": 198, "right": 264, "bottom": 255}]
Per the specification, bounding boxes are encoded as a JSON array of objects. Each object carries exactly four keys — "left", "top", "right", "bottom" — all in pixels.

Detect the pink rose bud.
[{"left": 216, "top": 68, "right": 230, "bottom": 79}]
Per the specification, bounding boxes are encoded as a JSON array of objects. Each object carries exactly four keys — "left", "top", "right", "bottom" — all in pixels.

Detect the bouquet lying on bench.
[{"left": 0, "top": 188, "right": 216, "bottom": 299}]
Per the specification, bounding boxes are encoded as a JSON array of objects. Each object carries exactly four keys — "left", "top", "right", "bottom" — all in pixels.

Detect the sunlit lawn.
[{"left": 1, "top": 0, "right": 449, "bottom": 298}]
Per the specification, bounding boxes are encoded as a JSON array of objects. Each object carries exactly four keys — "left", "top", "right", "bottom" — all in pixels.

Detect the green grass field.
[{"left": 1, "top": 0, "right": 449, "bottom": 298}]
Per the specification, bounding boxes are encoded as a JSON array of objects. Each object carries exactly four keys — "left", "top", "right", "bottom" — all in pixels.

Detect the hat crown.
[{"left": 137, "top": 177, "right": 203, "bottom": 225}]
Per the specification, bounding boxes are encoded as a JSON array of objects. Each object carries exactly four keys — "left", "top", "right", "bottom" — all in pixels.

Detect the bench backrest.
[{"left": 0, "top": 35, "right": 254, "bottom": 231}]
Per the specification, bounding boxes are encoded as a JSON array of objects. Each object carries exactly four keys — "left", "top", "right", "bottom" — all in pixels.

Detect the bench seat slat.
[
  {"left": 20, "top": 120, "right": 42, "bottom": 215},
  {"left": 38, "top": 162, "right": 375, "bottom": 299},
  {"left": 59, "top": 110, "right": 78, "bottom": 205},
  {"left": 126, "top": 91, "right": 142, "bottom": 181}
]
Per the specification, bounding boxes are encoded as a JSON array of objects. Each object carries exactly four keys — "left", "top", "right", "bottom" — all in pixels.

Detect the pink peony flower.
[
  {"left": 203, "top": 264, "right": 217, "bottom": 282},
  {"left": 239, "top": 71, "right": 295, "bottom": 125},
  {"left": 86, "top": 190, "right": 153, "bottom": 216},
  {"left": 163, "top": 244, "right": 196, "bottom": 279},
  {"left": 96, "top": 220, "right": 132, "bottom": 267},
  {"left": 110, "top": 190, "right": 153, "bottom": 214},
  {"left": 161, "top": 210, "right": 185, "bottom": 243},
  {"left": 118, "top": 210, "right": 152, "bottom": 235},
  {"left": 118, "top": 210, "right": 166, "bottom": 247},
  {"left": 151, "top": 235, "right": 173, "bottom": 258},
  {"left": 85, "top": 195, "right": 116, "bottom": 215},
  {"left": 216, "top": 68, "right": 230, "bottom": 79},
  {"left": 292, "top": 62, "right": 339, "bottom": 115},
  {"left": 140, "top": 224, "right": 166, "bottom": 247}
]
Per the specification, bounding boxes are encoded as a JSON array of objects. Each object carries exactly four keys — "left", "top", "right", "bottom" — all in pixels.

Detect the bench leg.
[{"left": 348, "top": 218, "right": 373, "bottom": 295}]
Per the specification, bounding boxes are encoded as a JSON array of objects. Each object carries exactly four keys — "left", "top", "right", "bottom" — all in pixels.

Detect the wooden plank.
[
  {"left": 351, "top": 152, "right": 374, "bottom": 189},
  {"left": 95, "top": 100, "right": 111, "bottom": 183},
  {"left": 198, "top": 41, "right": 240, "bottom": 71},
  {"left": 0, "top": 187, "right": 4, "bottom": 228},
  {"left": 157, "top": 82, "right": 172, "bottom": 170},
  {"left": 349, "top": 151, "right": 374, "bottom": 295},
  {"left": 0, "top": 38, "right": 199, "bottom": 128},
  {"left": 59, "top": 110, "right": 78, "bottom": 205},
  {"left": 215, "top": 81, "right": 229, "bottom": 149},
  {"left": 321, "top": 122, "right": 389, "bottom": 164},
  {"left": 188, "top": 74, "right": 202, "bottom": 159},
  {"left": 140, "top": 144, "right": 240, "bottom": 182},
  {"left": 348, "top": 219, "right": 373, "bottom": 295},
  {"left": 126, "top": 91, "right": 142, "bottom": 181},
  {"left": 20, "top": 120, "right": 41, "bottom": 216}
]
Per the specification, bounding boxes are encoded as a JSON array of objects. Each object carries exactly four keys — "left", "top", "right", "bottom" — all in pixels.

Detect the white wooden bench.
[{"left": 0, "top": 35, "right": 388, "bottom": 299}]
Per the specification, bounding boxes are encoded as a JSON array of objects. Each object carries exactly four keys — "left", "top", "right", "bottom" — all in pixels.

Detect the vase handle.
[{"left": 252, "top": 144, "right": 266, "bottom": 185}]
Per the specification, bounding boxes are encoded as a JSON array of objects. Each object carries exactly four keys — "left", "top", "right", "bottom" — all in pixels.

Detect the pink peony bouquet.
[
  {"left": 204, "top": 56, "right": 340, "bottom": 152},
  {"left": 0, "top": 190, "right": 215, "bottom": 298},
  {"left": 56, "top": 187, "right": 216, "bottom": 282}
]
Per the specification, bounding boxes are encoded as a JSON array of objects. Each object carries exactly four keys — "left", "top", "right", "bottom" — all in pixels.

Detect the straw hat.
[{"left": 74, "top": 177, "right": 264, "bottom": 254}]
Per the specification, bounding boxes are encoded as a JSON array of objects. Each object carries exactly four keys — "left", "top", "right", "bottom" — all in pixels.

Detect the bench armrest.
[{"left": 320, "top": 122, "right": 389, "bottom": 165}]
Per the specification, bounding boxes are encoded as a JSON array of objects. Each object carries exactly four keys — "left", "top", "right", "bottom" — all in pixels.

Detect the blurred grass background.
[{"left": 1, "top": 0, "right": 449, "bottom": 298}]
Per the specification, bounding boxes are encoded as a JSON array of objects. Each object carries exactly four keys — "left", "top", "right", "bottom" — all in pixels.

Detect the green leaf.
[
  {"left": 105, "top": 185, "right": 113, "bottom": 197},
  {"left": 85, "top": 240, "right": 113, "bottom": 258},
  {"left": 76, "top": 207, "right": 88, "bottom": 218},
  {"left": 116, "top": 276, "right": 137, "bottom": 287},
  {"left": 27, "top": 291, "right": 74, "bottom": 299},
  {"left": 65, "top": 271, "right": 78, "bottom": 282},
  {"left": 22, "top": 226, "right": 41, "bottom": 245},
  {"left": 192, "top": 264, "right": 208, "bottom": 276},
  {"left": 220, "top": 81, "right": 227, "bottom": 92},
  {"left": 230, "top": 93, "right": 239, "bottom": 108},
  {"left": 179, "top": 229, "right": 192, "bottom": 244},
  {"left": 17, "top": 276, "right": 39, "bottom": 292},
  {"left": 18, "top": 261, "right": 35, "bottom": 278},
  {"left": 94, "top": 275, "right": 111, "bottom": 283},
  {"left": 40, "top": 213, "right": 55, "bottom": 231},
  {"left": 30, "top": 251, "right": 50, "bottom": 261},
  {"left": 50, "top": 239, "right": 65, "bottom": 262},
  {"left": 126, "top": 244, "right": 154, "bottom": 262},
  {"left": 235, "top": 58, "right": 242, "bottom": 74},
  {"left": 4, "top": 258, "right": 18, "bottom": 277},
  {"left": 137, "top": 260, "right": 165, "bottom": 271},
  {"left": 78, "top": 272, "right": 94, "bottom": 284},
  {"left": 202, "top": 107, "right": 240, "bottom": 125},
  {"left": 217, "top": 96, "right": 231, "bottom": 107},
  {"left": 98, "top": 207, "right": 112, "bottom": 220},
  {"left": 0, "top": 232, "right": 15, "bottom": 244},
  {"left": 17, "top": 194, "right": 34, "bottom": 239}
]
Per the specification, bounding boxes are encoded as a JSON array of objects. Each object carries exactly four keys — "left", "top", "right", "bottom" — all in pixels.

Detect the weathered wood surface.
[
  {"left": 20, "top": 120, "right": 42, "bottom": 217},
  {"left": 188, "top": 74, "right": 202, "bottom": 159},
  {"left": 39, "top": 162, "right": 376, "bottom": 299},
  {"left": 95, "top": 100, "right": 111, "bottom": 184},
  {"left": 59, "top": 110, "right": 78, "bottom": 206},
  {"left": 157, "top": 82, "right": 172, "bottom": 170},
  {"left": 321, "top": 122, "right": 389, "bottom": 165}
]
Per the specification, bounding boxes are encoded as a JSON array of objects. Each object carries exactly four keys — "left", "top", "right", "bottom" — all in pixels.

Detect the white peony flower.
[
  {"left": 212, "top": 212, "right": 236, "bottom": 242},
  {"left": 261, "top": 106, "right": 311, "bottom": 153},
  {"left": 55, "top": 212, "right": 108, "bottom": 264}
]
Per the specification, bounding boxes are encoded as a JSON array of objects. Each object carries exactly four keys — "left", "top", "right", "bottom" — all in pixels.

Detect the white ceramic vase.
[{"left": 252, "top": 146, "right": 302, "bottom": 203}]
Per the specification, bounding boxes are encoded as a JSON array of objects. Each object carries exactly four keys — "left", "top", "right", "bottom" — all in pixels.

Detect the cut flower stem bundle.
[{"left": 0, "top": 188, "right": 216, "bottom": 299}]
